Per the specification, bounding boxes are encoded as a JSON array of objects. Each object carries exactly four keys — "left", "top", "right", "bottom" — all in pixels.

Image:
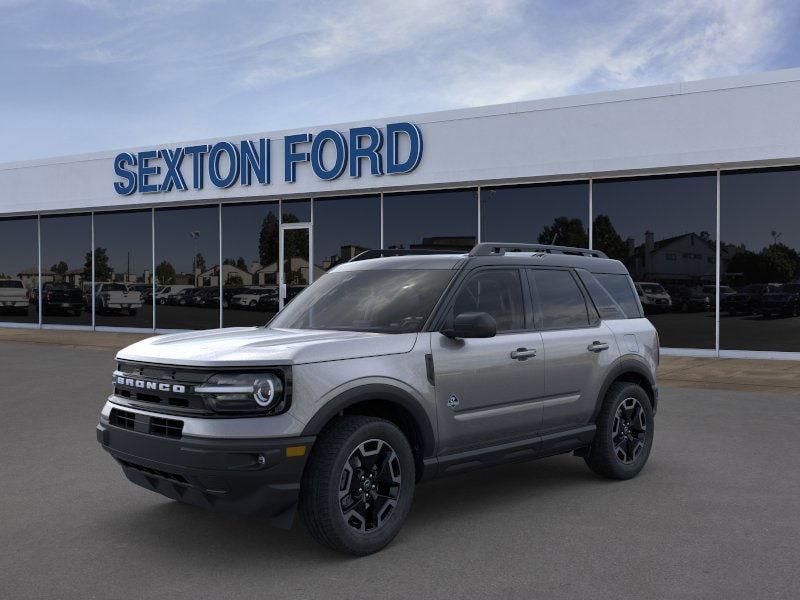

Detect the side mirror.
[{"left": 442, "top": 312, "right": 497, "bottom": 339}]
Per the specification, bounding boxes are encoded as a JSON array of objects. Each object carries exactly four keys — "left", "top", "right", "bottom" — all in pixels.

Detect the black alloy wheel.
[
  {"left": 612, "top": 397, "right": 647, "bottom": 464},
  {"left": 338, "top": 439, "right": 402, "bottom": 533},
  {"left": 584, "top": 381, "right": 654, "bottom": 480},
  {"left": 300, "top": 415, "right": 415, "bottom": 555}
]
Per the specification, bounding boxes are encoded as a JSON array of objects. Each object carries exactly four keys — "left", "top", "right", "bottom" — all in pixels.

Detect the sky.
[{"left": 1, "top": 0, "right": 799, "bottom": 163}]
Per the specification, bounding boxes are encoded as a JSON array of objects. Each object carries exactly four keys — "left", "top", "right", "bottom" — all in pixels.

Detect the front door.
[
  {"left": 432, "top": 267, "right": 545, "bottom": 456},
  {"left": 279, "top": 223, "right": 312, "bottom": 310}
]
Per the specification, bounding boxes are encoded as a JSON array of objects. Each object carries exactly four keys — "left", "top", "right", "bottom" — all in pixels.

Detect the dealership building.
[{"left": 2, "top": 68, "right": 800, "bottom": 359}]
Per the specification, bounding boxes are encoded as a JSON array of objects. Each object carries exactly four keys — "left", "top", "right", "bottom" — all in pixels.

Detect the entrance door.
[{"left": 279, "top": 223, "right": 312, "bottom": 310}]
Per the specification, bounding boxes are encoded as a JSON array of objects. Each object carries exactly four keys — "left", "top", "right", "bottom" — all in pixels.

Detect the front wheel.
[
  {"left": 584, "top": 382, "right": 654, "bottom": 480},
  {"left": 300, "top": 416, "right": 415, "bottom": 555}
]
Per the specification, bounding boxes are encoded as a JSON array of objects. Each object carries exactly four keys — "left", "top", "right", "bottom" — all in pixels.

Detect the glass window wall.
[
  {"left": 313, "top": 195, "right": 380, "bottom": 272},
  {"left": 383, "top": 189, "right": 478, "bottom": 251},
  {"left": 154, "top": 205, "right": 220, "bottom": 330},
  {"left": 0, "top": 217, "right": 39, "bottom": 324},
  {"left": 481, "top": 182, "right": 589, "bottom": 246},
  {"left": 40, "top": 214, "right": 92, "bottom": 326},
  {"left": 593, "top": 174, "right": 717, "bottom": 349},
  {"left": 221, "top": 201, "right": 279, "bottom": 326},
  {"left": 720, "top": 168, "right": 800, "bottom": 352},
  {"left": 93, "top": 210, "right": 153, "bottom": 329}
]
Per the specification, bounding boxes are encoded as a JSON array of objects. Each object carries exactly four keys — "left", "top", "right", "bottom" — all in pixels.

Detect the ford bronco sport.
[{"left": 97, "top": 243, "right": 658, "bottom": 555}]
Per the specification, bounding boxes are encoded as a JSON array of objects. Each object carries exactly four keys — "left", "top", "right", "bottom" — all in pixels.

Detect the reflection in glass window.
[
  {"left": 282, "top": 199, "right": 311, "bottom": 223},
  {"left": 221, "top": 201, "right": 279, "bottom": 327},
  {"left": 40, "top": 214, "right": 92, "bottom": 325},
  {"left": 529, "top": 269, "right": 589, "bottom": 329},
  {"left": 0, "top": 217, "right": 39, "bottom": 324},
  {"left": 314, "top": 195, "right": 380, "bottom": 272},
  {"left": 721, "top": 168, "right": 800, "bottom": 352},
  {"left": 93, "top": 210, "right": 153, "bottom": 329},
  {"left": 450, "top": 270, "right": 525, "bottom": 331},
  {"left": 154, "top": 205, "right": 219, "bottom": 330},
  {"left": 593, "top": 174, "right": 717, "bottom": 349},
  {"left": 481, "top": 182, "right": 589, "bottom": 246},
  {"left": 384, "top": 189, "right": 478, "bottom": 252}
]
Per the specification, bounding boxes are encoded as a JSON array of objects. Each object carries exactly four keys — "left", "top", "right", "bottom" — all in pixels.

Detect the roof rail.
[
  {"left": 468, "top": 243, "right": 608, "bottom": 259},
  {"left": 349, "top": 248, "right": 465, "bottom": 262}
]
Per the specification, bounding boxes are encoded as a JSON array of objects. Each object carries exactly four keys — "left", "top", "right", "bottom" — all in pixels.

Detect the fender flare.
[
  {"left": 301, "top": 383, "right": 436, "bottom": 458},
  {"left": 592, "top": 356, "right": 658, "bottom": 420}
]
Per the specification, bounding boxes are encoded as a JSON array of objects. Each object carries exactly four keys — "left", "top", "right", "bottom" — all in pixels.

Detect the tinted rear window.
[
  {"left": 0, "top": 280, "right": 23, "bottom": 288},
  {"left": 577, "top": 270, "right": 626, "bottom": 320},
  {"left": 593, "top": 273, "right": 642, "bottom": 318}
]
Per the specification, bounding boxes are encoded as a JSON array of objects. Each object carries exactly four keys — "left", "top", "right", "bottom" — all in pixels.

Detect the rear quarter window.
[{"left": 590, "top": 272, "right": 643, "bottom": 319}]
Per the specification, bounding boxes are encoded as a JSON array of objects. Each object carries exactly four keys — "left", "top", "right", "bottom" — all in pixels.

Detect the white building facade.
[{"left": 2, "top": 69, "right": 800, "bottom": 358}]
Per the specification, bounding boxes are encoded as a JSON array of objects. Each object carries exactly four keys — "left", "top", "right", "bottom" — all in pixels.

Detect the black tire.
[
  {"left": 584, "top": 382, "right": 654, "bottom": 480},
  {"left": 300, "top": 415, "right": 415, "bottom": 556}
]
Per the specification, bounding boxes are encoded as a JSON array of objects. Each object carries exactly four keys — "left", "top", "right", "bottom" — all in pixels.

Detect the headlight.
[{"left": 195, "top": 372, "right": 285, "bottom": 414}]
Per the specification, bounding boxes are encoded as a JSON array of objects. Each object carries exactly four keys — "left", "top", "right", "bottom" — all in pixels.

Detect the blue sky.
[{"left": 1, "top": 0, "right": 798, "bottom": 163}]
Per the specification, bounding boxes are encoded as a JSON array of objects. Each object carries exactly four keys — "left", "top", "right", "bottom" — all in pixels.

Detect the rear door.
[
  {"left": 527, "top": 268, "right": 620, "bottom": 432},
  {"left": 432, "top": 267, "right": 545, "bottom": 455}
]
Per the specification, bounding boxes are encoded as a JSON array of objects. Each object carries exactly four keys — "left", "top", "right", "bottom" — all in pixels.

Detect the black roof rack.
[
  {"left": 349, "top": 248, "right": 465, "bottom": 262},
  {"left": 468, "top": 243, "right": 608, "bottom": 259}
]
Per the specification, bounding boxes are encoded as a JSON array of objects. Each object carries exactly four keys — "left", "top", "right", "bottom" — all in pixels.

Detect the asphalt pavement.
[{"left": 1, "top": 341, "right": 799, "bottom": 600}]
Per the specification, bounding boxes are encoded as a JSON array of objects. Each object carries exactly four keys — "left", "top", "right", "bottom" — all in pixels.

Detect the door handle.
[
  {"left": 587, "top": 341, "right": 610, "bottom": 352},
  {"left": 510, "top": 348, "right": 537, "bottom": 360}
]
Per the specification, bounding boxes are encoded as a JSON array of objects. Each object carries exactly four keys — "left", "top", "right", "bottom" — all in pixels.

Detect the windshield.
[
  {"left": 0, "top": 280, "right": 23, "bottom": 288},
  {"left": 269, "top": 269, "right": 455, "bottom": 333}
]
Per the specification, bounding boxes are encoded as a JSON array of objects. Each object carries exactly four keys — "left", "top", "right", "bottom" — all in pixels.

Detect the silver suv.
[{"left": 97, "top": 243, "right": 658, "bottom": 555}]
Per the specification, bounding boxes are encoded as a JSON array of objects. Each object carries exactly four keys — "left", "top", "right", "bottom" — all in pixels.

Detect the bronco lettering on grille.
[{"left": 115, "top": 376, "right": 186, "bottom": 394}]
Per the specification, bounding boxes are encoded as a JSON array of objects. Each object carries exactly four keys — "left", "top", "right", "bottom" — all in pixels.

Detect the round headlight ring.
[{"left": 253, "top": 376, "right": 278, "bottom": 408}]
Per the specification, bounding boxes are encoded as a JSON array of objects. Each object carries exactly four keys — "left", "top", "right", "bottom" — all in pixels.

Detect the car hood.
[{"left": 116, "top": 327, "right": 418, "bottom": 367}]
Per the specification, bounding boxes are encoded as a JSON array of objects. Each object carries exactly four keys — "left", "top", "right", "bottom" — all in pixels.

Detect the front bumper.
[{"left": 97, "top": 421, "right": 314, "bottom": 528}]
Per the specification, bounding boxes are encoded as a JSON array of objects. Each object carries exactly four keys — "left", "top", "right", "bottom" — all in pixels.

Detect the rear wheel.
[
  {"left": 584, "top": 382, "right": 654, "bottom": 480},
  {"left": 300, "top": 416, "right": 415, "bottom": 555}
]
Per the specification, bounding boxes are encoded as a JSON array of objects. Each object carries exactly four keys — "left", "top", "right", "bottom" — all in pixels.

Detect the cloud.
[{"left": 0, "top": 0, "right": 794, "bottom": 162}]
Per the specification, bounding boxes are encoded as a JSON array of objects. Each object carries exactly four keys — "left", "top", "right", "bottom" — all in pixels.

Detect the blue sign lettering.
[{"left": 113, "top": 122, "right": 422, "bottom": 195}]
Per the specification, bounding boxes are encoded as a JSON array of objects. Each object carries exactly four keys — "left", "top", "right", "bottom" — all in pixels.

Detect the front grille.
[
  {"left": 149, "top": 416, "right": 183, "bottom": 439},
  {"left": 109, "top": 408, "right": 135, "bottom": 430},
  {"left": 118, "top": 459, "right": 188, "bottom": 484},
  {"left": 113, "top": 362, "right": 212, "bottom": 415},
  {"left": 108, "top": 407, "right": 184, "bottom": 439}
]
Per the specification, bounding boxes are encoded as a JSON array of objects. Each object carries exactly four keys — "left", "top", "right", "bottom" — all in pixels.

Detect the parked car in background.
[
  {"left": 190, "top": 287, "right": 220, "bottom": 308},
  {"left": 222, "top": 286, "right": 248, "bottom": 309},
  {"left": 92, "top": 283, "right": 143, "bottom": 316},
  {"left": 155, "top": 285, "right": 193, "bottom": 305},
  {"left": 670, "top": 286, "right": 711, "bottom": 312},
  {"left": 39, "top": 282, "right": 83, "bottom": 316},
  {"left": 126, "top": 284, "right": 153, "bottom": 305},
  {"left": 170, "top": 287, "right": 199, "bottom": 306},
  {"left": 231, "top": 287, "right": 275, "bottom": 309},
  {"left": 722, "top": 283, "right": 781, "bottom": 316},
  {"left": 255, "top": 289, "right": 279, "bottom": 313},
  {"left": 700, "top": 285, "right": 736, "bottom": 303},
  {"left": 635, "top": 282, "right": 672, "bottom": 313},
  {"left": 0, "top": 279, "right": 30, "bottom": 315},
  {"left": 759, "top": 283, "right": 800, "bottom": 318}
]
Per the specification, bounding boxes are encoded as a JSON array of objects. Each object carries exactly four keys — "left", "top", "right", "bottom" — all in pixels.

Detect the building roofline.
[{"left": 3, "top": 67, "right": 800, "bottom": 171}]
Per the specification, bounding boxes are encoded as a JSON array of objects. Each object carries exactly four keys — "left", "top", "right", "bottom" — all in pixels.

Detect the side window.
[
  {"left": 576, "top": 269, "right": 627, "bottom": 320},
  {"left": 593, "top": 273, "right": 642, "bottom": 318},
  {"left": 529, "top": 269, "right": 590, "bottom": 329},
  {"left": 450, "top": 269, "right": 525, "bottom": 332}
]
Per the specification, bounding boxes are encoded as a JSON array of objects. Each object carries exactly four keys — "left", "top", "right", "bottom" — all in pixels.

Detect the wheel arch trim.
[
  {"left": 301, "top": 383, "right": 436, "bottom": 459},
  {"left": 593, "top": 356, "right": 657, "bottom": 420}
]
